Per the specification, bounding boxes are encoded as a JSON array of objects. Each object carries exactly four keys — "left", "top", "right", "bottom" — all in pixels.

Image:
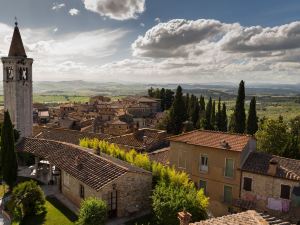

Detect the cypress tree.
[
  {"left": 216, "top": 98, "right": 222, "bottom": 131},
  {"left": 160, "top": 88, "right": 166, "bottom": 111},
  {"left": 204, "top": 97, "right": 213, "bottom": 130},
  {"left": 1, "top": 111, "right": 18, "bottom": 190},
  {"left": 191, "top": 96, "right": 200, "bottom": 128},
  {"left": 211, "top": 100, "right": 216, "bottom": 130},
  {"left": 165, "top": 89, "right": 174, "bottom": 110},
  {"left": 247, "top": 97, "right": 258, "bottom": 135},
  {"left": 168, "top": 86, "right": 186, "bottom": 134},
  {"left": 198, "top": 95, "right": 206, "bottom": 129},
  {"left": 221, "top": 102, "right": 228, "bottom": 132},
  {"left": 234, "top": 80, "right": 246, "bottom": 133}
]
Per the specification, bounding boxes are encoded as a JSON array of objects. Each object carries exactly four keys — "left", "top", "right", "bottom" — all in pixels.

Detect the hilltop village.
[{"left": 0, "top": 23, "right": 300, "bottom": 225}]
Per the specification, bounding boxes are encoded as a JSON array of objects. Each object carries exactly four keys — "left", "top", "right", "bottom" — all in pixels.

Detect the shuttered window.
[
  {"left": 280, "top": 185, "right": 290, "bottom": 199},
  {"left": 243, "top": 177, "right": 252, "bottom": 191}
]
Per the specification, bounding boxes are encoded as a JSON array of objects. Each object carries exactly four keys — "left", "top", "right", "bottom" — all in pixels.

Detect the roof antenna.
[{"left": 14, "top": 16, "right": 18, "bottom": 27}]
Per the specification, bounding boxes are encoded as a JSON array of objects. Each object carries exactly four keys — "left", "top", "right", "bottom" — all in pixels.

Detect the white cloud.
[
  {"left": 69, "top": 8, "right": 80, "bottom": 16},
  {"left": 53, "top": 27, "right": 58, "bottom": 33},
  {"left": 154, "top": 17, "right": 161, "bottom": 23},
  {"left": 52, "top": 3, "right": 65, "bottom": 11},
  {"left": 82, "top": 0, "right": 145, "bottom": 20},
  {"left": 0, "top": 23, "right": 128, "bottom": 81},
  {"left": 140, "top": 23, "right": 145, "bottom": 27}
]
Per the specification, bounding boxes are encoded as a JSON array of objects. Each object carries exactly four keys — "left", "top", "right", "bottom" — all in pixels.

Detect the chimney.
[
  {"left": 267, "top": 158, "right": 278, "bottom": 176},
  {"left": 178, "top": 210, "right": 191, "bottom": 225}
]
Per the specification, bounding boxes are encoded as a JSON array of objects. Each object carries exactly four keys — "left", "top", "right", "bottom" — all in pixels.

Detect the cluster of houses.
[
  {"left": 32, "top": 94, "right": 164, "bottom": 137},
  {"left": 2, "top": 22, "right": 300, "bottom": 224}
]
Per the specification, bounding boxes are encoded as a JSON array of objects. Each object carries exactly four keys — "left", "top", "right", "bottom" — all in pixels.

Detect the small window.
[
  {"left": 243, "top": 177, "right": 252, "bottom": 191},
  {"left": 80, "top": 184, "right": 85, "bottom": 199},
  {"left": 200, "top": 155, "right": 208, "bottom": 172},
  {"left": 225, "top": 158, "right": 234, "bottom": 178},
  {"left": 199, "top": 180, "right": 207, "bottom": 195},
  {"left": 178, "top": 150, "right": 186, "bottom": 169},
  {"left": 280, "top": 185, "right": 290, "bottom": 199},
  {"left": 224, "top": 185, "right": 233, "bottom": 204}
]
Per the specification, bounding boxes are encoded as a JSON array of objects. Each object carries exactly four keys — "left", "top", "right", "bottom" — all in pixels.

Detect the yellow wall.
[{"left": 169, "top": 141, "right": 254, "bottom": 216}]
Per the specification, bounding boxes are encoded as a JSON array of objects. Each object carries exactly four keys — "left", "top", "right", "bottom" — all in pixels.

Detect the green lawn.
[{"left": 18, "top": 196, "right": 77, "bottom": 225}]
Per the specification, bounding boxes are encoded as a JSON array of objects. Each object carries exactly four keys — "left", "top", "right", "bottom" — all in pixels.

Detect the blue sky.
[{"left": 1, "top": 0, "right": 300, "bottom": 84}]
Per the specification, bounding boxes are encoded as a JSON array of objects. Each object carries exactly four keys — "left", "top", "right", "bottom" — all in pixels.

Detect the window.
[
  {"left": 79, "top": 184, "right": 85, "bottom": 199},
  {"left": 243, "top": 177, "right": 252, "bottom": 191},
  {"left": 225, "top": 158, "right": 234, "bottom": 178},
  {"left": 178, "top": 150, "right": 186, "bottom": 169},
  {"left": 280, "top": 185, "right": 291, "bottom": 199},
  {"left": 63, "top": 171, "right": 70, "bottom": 188},
  {"left": 200, "top": 155, "right": 208, "bottom": 172},
  {"left": 224, "top": 185, "right": 233, "bottom": 204},
  {"left": 199, "top": 180, "right": 207, "bottom": 195}
]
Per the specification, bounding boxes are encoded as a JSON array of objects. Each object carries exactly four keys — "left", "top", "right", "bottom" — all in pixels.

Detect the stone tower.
[{"left": 1, "top": 22, "right": 33, "bottom": 137}]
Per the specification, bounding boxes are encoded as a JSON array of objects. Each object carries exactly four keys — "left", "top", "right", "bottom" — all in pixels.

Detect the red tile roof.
[
  {"left": 16, "top": 138, "right": 150, "bottom": 191},
  {"left": 168, "top": 130, "right": 253, "bottom": 152},
  {"left": 33, "top": 126, "right": 111, "bottom": 145},
  {"left": 148, "top": 147, "right": 170, "bottom": 166},
  {"left": 242, "top": 152, "right": 300, "bottom": 181},
  {"left": 192, "top": 211, "right": 264, "bottom": 225}
]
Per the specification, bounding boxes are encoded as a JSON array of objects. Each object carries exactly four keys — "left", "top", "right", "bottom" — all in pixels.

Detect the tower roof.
[{"left": 8, "top": 22, "right": 27, "bottom": 58}]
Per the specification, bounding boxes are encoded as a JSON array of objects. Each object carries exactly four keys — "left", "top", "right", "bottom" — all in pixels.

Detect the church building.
[{"left": 1, "top": 21, "right": 33, "bottom": 137}]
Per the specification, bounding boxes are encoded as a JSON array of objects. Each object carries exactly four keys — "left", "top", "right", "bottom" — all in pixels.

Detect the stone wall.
[
  {"left": 61, "top": 169, "right": 152, "bottom": 217},
  {"left": 241, "top": 171, "right": 300, "bottom": 220}
]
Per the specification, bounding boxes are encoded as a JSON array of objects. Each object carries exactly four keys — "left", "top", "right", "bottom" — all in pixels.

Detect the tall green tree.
[
  {"left": 211, "top": 100, "right": 216, "bottom": 130},
  {"left": 198, "top": 95, "right": 206, "bottom": 129},
  {"left": 1, "top": 111, "right": 18, "bottom": 189},
  {"left": 256, "top": 117, "right": 290, "bottom": 156},
  {"left": 165, "top": 89, "right": 174, "bottom": 110},
  {"left": 168, "top": 86, "right": 186, "bottom": 134},
  {"left": 160, "top": 88, "right": 166, "bottom": 111},
  {"left": 247, "top": 97, "right": 258, "bottom": 135},
  {"left": 216, "top": 98, "right": 222, "bottom": 131},
  {"left": 233, "top": 80, "right": 246, "bottom": 133},
  {"left": 221, "top": 102, "right": 228, "bottom": 132},
  {"left": 204, "top": 97, "right": 213, "bottom": 130},
  {"left": 148, "top": 87, "right": 154, "bottom": 97},
  {"left": 191, "top": 96, "right": 200, "bottom": 128}
]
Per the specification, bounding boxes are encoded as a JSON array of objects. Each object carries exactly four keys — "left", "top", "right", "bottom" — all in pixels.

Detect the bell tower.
[{"left": 1, "top": 21, "right": 33, "bottom": 137}]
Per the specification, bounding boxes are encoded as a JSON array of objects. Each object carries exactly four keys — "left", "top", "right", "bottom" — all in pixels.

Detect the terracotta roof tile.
[
  {"left": 33, "top": 126, "right": 111, "bottom": 145},
  {"left": 148, "top": 147, "right": 170, "bottom": 166},
  {"left": 191, "top": 210, "right": 268, "bottom": 225},
  {"left": 242, "top": 152, "right": 300, "bottom": 181},
  {"left": 16, "top": 138, "right": 129, "bottom": 191},
  {"left": 168, "top": 130, "right": 253, "bottom": 152}
]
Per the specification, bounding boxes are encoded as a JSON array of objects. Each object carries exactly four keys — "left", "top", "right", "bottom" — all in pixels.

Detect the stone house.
[
  {"left": 103, "top": 119, "right": 132, "bottom": 136},
  {"left": 17, "top": 138, "right": 152, "bottom": 218},
  {"left": 168, "top": 130, "right": 256, "bottom": 216},
  {"left": 239, "top": 152, "right": 300, "bottom": 219}
]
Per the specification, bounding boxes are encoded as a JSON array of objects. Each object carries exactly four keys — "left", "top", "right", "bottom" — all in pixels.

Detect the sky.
[{"left": 1, "top": 0, "right": 300, "bottom": 84}]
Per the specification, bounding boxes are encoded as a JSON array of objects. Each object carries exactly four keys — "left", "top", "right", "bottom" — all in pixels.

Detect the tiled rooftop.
[
  {"left": 16, "top": 138, "right": 150, "bottom": 191},
  {"left": 33, "top": 126, "right": 111, "bottom": 145},
  {"left": 242, "top": 152, "right": 300, "bottom": 181},
  {"left": 191, "top": 210, "right": 293, "bottom": 225},
  {"left": 148, "top": 147, "right": 170, "bottom": 165},
  {"left": 168, "top": 130, "right": 253, "bottom": 152}
]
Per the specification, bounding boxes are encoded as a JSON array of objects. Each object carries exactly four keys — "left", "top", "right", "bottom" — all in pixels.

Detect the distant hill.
[{"left": 0, "top": 80, "right": 299, "bottom": 97}]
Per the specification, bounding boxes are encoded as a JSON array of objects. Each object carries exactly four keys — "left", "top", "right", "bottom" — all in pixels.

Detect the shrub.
[
  {"left": 9, "top": 180, "right": 46, "bottom": 221},
  {"left": 79, "top": 138, "right": 194, "bottom": 188},
  {"left": 152, "top": 182, "right": 208, "bottom": 225},
  {"left": 77, "top": 197, "right": 107, "bottom": 225}
]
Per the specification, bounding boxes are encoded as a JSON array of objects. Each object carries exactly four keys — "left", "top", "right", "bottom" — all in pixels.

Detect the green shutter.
[
  {"left": 224, "top": 185, "right": 232, "bottom": 203},
  {"left": 225, "top": 159, "right": 234, "bottom": 177}
]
